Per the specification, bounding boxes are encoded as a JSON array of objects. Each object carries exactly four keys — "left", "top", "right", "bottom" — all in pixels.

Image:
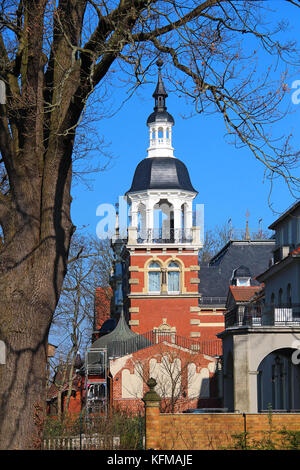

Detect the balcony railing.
[
  {"left": 137, "top": 228, "right": 193, "bottom": 244},
  {"left": 225, "top": 304, "right": 300, "bottom": 328},
  {"left": 200, "top": 296, "right": 227, "bottom": 306}
]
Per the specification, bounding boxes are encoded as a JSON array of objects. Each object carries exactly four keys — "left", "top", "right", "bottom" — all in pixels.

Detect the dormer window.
[
  {"left": 236, "top": 278, "right": 251, "bottom": 287},
  {"left": 231, "top": 265, "right": 251, "bottom": 287}
]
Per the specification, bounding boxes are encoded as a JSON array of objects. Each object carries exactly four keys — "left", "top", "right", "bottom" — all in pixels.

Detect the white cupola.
[
  {"left": 146, "top": 59, "right": 175, "bottom": 158},
  {"left": 125, "top": 60, "right": 202, "bottom": 248}
]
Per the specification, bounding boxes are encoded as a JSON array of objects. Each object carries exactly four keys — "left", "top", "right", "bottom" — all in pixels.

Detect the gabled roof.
[
  {"left": 256, "top": 243, "right": 300, "bottom": 282},
  {"left": 269, "top": 200, "right": 300, "bottom": 230}
]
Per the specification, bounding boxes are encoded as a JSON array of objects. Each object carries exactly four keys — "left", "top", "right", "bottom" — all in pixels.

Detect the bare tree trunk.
[
  {"left": 0, "top": 278, "right": 52, "bottom": 449},
  {"left": 0, "top": 159, "right": 73, "bottom": 448}
]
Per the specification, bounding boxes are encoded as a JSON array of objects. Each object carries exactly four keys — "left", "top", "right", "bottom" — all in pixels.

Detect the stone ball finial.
[
  {"left": 143, "top": 377, "right": 161, "bottom": 404},
  {"left": 147, "top": 377, "right": 157, "bottom": 390}
]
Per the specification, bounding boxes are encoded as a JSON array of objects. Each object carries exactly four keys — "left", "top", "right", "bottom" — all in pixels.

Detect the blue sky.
[{"left": 70, "top": 2, "right": 300, "bottom": 241}]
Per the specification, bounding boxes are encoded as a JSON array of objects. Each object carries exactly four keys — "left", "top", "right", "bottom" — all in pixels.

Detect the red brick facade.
[
  {"left": 94, "top": 286, "right": 112, "bottom": 334},
  {"left": 126, "top": 248, "right": 224, "bottom": 341},
  {"left": 109, "top": 341, "right": 221, "bottom": 414}
]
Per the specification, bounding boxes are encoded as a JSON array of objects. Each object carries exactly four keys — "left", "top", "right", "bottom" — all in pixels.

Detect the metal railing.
[
  {"left": 228, "top": 228, "right": 273, "bottom": 241},
  {"left": 105, "top": 330, "right": 222, "bottom": 359},
  {"left": 42, "top": 434, "right": 121, "bottom": 450},
  {"left": 200, "top": 297, "right": 227, "bottom": 306},
  {"left": 137, "top": 228, "right": 193, "bottom": 244},
  {"left": 225, "top": 304, "right": 300, "bottom": 328}
]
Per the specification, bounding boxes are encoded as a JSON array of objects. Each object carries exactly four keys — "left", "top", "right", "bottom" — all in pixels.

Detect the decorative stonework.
[
  {"left": 190, "top": 332, "right": 201, "bottom": 338},
  {"left": 129, "top": 319, "right": 140, "bottom": 326},
  {"left": 129, "top": 278, "right": 139, "bottom": 284},
  {"left": 190, "top": 319, "right": 200, "bottom": 325},
  {"left": 190, "top": 278, "right": 200, "bottom": 284}
]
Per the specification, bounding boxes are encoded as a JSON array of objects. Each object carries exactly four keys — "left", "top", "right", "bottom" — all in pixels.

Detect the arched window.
[
  {"left": 148, "top": 261, "right": 161, "bottom": 293},
  {"left": 271, "top": 293, "right": 275, "bottom": 306},
  {"left": 167, "top": 261, "right": 180, "bottom": 293},
  {"left": 278, "top": 288, "right": 283, "bottom": 307}
]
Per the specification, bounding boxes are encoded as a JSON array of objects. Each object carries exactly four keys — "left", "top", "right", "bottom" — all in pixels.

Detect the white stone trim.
[
  {"left": 190, "top": 332, "right": 201, "bottom": 338},
  {"left": 190, "top": 306, "right": 200, "bottom": 312},
  {"left": 129, "top": 266, "right": 139, "bottom": 272}
]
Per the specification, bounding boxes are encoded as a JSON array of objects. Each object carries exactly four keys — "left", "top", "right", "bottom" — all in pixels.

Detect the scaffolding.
[{"left": 84, "top": 348, "right": 108, "bottom": 417}]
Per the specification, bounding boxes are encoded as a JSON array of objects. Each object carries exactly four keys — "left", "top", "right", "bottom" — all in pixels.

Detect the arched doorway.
[{"left": 257, "top": 348, "right": 300, "bottom": 412}]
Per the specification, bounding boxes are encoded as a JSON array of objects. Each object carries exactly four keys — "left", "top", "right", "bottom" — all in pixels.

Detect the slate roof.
[
  {"left": 199, "top": 240, "right": 275, "bottom": 304},
  {"left": 126, "top": 157, "right": 197, "bottom": 194}
]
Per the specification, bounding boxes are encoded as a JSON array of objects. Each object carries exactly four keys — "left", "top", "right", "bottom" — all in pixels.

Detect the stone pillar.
[
  {"left": 192, "top": 226, "right": 201, "bottom": 245},
  {"left": 128, "top": 227, "right": 137, "bottom": 244},
  {"left": 143, "top": 378, "right": 161, "bottom": 450}
]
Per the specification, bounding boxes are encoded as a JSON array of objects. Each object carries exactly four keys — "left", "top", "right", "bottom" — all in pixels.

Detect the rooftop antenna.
[{"left": 259, "top": 218, "right": 263, "bottom": 238}]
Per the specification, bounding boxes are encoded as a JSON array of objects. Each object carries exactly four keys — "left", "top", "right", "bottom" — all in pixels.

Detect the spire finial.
[
  {"left": 153, "top": 58, "right": 168, "bottom": 111},
  {"left": 245, "top": 210, "right": 251, "bottom": 240}
]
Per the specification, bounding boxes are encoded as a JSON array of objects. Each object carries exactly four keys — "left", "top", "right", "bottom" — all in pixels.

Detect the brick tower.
[{"left": 112, "top": 60, "right": 204, "bottom": 341}]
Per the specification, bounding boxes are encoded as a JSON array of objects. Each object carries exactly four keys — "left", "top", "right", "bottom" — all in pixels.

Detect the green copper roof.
[{"left": 90, "top": 308, "right": 151, "bottom": 359}]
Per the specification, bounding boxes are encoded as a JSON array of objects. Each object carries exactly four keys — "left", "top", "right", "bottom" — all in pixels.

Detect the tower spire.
[
  {"left": 153, "top": 59, "right": 168, "bottom": 112},
  {"left": 245, "top": 210, "right": 251, "bottom": 240}
]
